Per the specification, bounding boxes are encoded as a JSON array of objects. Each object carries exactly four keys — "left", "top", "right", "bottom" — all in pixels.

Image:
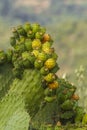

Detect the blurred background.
[{"left": 0, "top": 0, "right": 87, "bottom": 109}]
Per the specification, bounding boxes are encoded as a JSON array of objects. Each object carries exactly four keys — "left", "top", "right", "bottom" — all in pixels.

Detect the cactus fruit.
[
  {"left": 60, "top": 99, "right": 74, "bottom": 110},
  {"left": 34, "top": 59, "right": 43, "bottom": 69},
  {"left": 43, "top": 34, "right": 51, "bottom": 42},
  {"left": 27, "top": 30, "right": 34, "bottom": 39},
  {"left": 22, "top": 51, "right": 30, "bottom": 60},
  {"left": 0, "top": 50, "right": 6, "bottom": 64},
  {"left": 28, "top": 54, "right": 36, "bottom": 65},
  {"left": 57, "top": 93, "right": 67, "bottom": 104},
  {"left": 35, "top": 32, "right": 43, "bottom": 39},
  {"left": 44, "top": 73, "right": 56, "bottom": 83},
  {"left": 40, "top": 27, "right": 46, "bottom": 35},
  {"left": 31, "top": 23, "right": 40, "bottom": 33},
  {"left": 42, "top": 41, "right": 52, "bottom": 48},
  {"left": 14, "top": 43, "right": 25, "bottom": 53},
  {"left": 51, "top": 52, "right": 58, "bottom": 60},
  {"left": 22, "top": 59, "right": 31, "bottom": 68},
  {"left": 42, "top": 42, "right": 52, "bottom": 54},
  {"left": 18, "top": 36, "right": 25, "bottom": 44},
  {"left": 37, "top": 52, "right": 47, "bottom": 61},
  {"left": 35, "top": 27, "right": 46, "bottom": 40},
  {"left": 23, "top": 22, "right": 31, "bottom": 32},
  {"left": 40, "top": 66, "right": 49, "bottom": 75},
  {"left": 48, "top": 80, "right": 59, "bottom": 89},
  {"left": 24, "top": 39, "right": 32, "bottom": 51},
  {"left": 44, "top": 88, "right": 53, "bottom": 96},
  {"left": 17, "top": 25, "right": 26, "bottom": 36},
  {"left": 50, "top": 64, "right": 59, "bottom": 73},
  {"left": 6, "top": 49, "right": 13, "bottom": 62},
  {"left": 32, "top": 39, "right": 41, "bottom": 49},
  {"left": 31, "top": 50, "right": 39, "bottom": 57},
  {"left": 13, "top": 57, "right": 23, "bottom": 68},
  {"left": 12, "top": 28, "right": 20, "bottom": 40},
  {"left": 44, "top": 96, "right": 56, "bottom": 102},
  {"left": 43, "top": 47, "right": 52, "bottom": 54},
  {"left": 72, "top": 94, "right": 79, "bottom": 101},
  {"left": 10, "top": 36, "right": 16, "bottom": 47},
  {"left": 12, "top": 52, "right": 19, "bottom": 63},
  {"left": 45, "top": 58, "right": 56, "bottom": 69}
]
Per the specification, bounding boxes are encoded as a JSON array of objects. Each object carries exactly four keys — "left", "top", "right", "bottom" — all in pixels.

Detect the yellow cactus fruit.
[
  {"left": 42, "top": 42, "right": 53, "bottom": 54},
  {"left": 32, "top": 39, "right": 41, "bottom": 49},
  {"left": 42, "top": 47, "right": 51, "bottom": 54},
  {"left": 45, "top": 58, "right": 56, "bottom": 69},
  {"left": 44, "top": 73, "right": 56, "bottom": 83},
  {"left": 48, "top": 80, "right": 59, "bottom": 89},
  {"left": 37, "top": 52, "right": 47, "bottom": 61},
  {"left": 31, "top": 50, "right": 39, "bottom": 57},
  {"left": 42, "top": 42, "right": 51, "bottom": 48}
]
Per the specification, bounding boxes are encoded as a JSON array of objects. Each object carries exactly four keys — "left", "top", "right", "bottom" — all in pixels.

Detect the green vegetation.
[
  {"left": 0, "top": 1, "right": 87, "bottom": 129},
  {"left": 0, "top": 22, "right": 87, "bottom": 130}
]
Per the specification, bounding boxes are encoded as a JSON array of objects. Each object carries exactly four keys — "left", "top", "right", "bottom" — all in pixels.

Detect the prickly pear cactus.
[
  {"left": 0, "top": 22, "right": 59, "bottom": 130},
  {"left": 0, "top": 22, "right": 86, "bottom": 130}
]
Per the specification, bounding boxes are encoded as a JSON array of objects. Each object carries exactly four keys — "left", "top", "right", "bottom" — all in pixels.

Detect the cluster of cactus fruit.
[
  {"left": 0, "top": 22, "right": 86, "bottom": 129},
  {"left": 0, "top": 22, "right": 59, "bottom": 100}
]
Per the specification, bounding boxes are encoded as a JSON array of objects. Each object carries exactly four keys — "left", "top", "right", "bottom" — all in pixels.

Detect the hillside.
[{"left": 0, "top": 0, "right": 87, "bottom": 23}]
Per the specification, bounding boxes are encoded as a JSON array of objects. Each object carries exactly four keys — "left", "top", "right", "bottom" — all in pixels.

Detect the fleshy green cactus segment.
[
  {"left": 0, "top": 94, "right": 30, "bottom": 130},
  {"left": 0, "top": 64, "right": 44, "bottom": 129},
  {"left": 32, "top": 101, "right": 59, "bottom": 128},
  {"left": 9, "top": 69, "right": 44, "bottom": 116},
  {"left": 0, "top": 63, "right": 14, "bottom": 100}
]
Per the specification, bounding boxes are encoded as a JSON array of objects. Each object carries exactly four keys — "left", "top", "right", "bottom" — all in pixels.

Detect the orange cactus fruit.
[
  {"left": 43, "top": 34, "right": 51, "bottom": 42},
  {"left": 48, "top": 80, "right": 59, "bottom": 89},
  {"left": 72, "top": 94, "right": 79, "bottom": 100}
]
